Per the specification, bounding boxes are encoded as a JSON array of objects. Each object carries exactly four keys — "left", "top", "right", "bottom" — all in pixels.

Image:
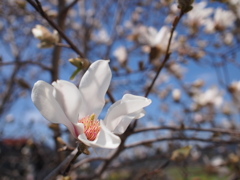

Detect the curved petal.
[
  {"left": 155, "top": 26, "right": 169, "bottom": 46},
  {"left": 104, "top": 94, "right": 151, "bottom": 133},
  {"left": 79, "top": 60, "right": 111, "bottom": 119},
  {"left": 113, "top": 109, "right": 146, "bottom": 134},
  {"left": 31, "top": 81, "right": 77, "bottom": 137},
  {"left": 78, "top": 121, "right": 121, "bottom": 149},
  {"left": 52, "top": 80, "right": 81, "bottom": 123}
]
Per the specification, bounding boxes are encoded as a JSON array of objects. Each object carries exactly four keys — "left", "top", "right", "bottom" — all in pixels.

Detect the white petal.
[
  {"left": 78, "top": 121, "right": 121, "bottom": 149},
  {"left": 154, "top": 26, "right": 169, "bottom": 46},
  {"left": 112, "top": 109, "right": 146, "bottom": 134},
  {"left": 52, "top": 80, "right": 81, "bottom": 124},
  {"left": 31, "top": 81, "right": 77, "bottom": 138},
  {"left": 79, "top": 60, "right": 111, "bottom": 118},
  {"left": 32, "top": 28, "right": 43, "bottom": 39},
  {"left": 104, "top": 94, "right": 151, "bottom": 133}
]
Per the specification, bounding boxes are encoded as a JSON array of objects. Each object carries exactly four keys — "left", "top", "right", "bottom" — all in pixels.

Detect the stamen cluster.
[{"left": 78, "top": 114, "right": 101, "bottom": 141}]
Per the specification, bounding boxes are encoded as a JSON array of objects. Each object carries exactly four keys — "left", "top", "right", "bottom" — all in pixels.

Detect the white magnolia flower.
[
  {"left": 31, "top": 60, "right": 151, "bottom": 149},
  {"left": 204, "top": 8, "right": 236, "bottom": 33}
]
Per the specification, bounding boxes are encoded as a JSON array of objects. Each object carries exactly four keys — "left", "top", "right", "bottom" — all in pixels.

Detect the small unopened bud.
[
  {"left": 69, "top": 57, "right": 90, "bottom": 69},
  {"left": 32, "top": 25, "right": 59, "bottom": 48},
  {"left": 177, "top": 0, "right": 194, "bottom": 13},
  {"left": 172, "top": 89, "right": 181, "bottom": 102}
]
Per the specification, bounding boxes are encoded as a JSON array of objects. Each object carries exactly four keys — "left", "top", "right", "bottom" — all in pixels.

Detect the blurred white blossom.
[
  {"left": 228, "top": 81, "right": 240, "bottom": 107},
  {"left": 113, "top": 46, "right": 127, "bottom": 65},
  {"left": 32, "top": 25, "right": 58, "bottom": 48},
  {"left": 204, "top": 8, "right": 236, "bottom": 33},
  {"left": 172, "top": 89, "right": 181, "bottom": 102},
  {"left": 193, "top": 86, "right": 223, "bottom": 107},
  {"left": 91, "top": 29, "right": 110, "bottom": 44},
  {"left": 185, "top": 2, "right": 213, "bottom": 30}
]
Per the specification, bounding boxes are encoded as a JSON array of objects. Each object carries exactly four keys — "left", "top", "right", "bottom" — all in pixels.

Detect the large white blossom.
[{"left": 31, "top": 60, "right": 151, "bottom": 149}]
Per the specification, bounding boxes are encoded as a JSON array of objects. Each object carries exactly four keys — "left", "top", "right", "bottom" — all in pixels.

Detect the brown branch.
[
  {"left": 60, "top": 0, "right": 79, "bottom": 15},
  {"left": 0, "top": 60, "right": 51, "bottom": 71},
  {"left": 125, "top": 137, "right": 240, "bottom": 149},
  {"left": 89, "top": 9, "right": 187, "bottom": 180},
  {"left": 43, "top": 146, "right": 81, "bottom": 180},
  {"left": 144, "top": 11, "right": 185, "bottom": 97},
  {"left": 55, "top": 43, "right": 71, "bottom": 49},
  {"left": 134, "top": 126, "right": 240, "bottom": 136},
  {"left": 72, "top": 157, "right": 107, "bottom": 170}
]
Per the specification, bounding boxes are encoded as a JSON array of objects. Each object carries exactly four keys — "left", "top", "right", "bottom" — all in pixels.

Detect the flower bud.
[
  {"left": 177, "top": 0, "right": 194, "bottom": 13},
  {"left": 32, "top": 25, "right": 59, "bottom": 48},
  {"left": 69, "top": 57, "right": 90, "bottom": 69}
]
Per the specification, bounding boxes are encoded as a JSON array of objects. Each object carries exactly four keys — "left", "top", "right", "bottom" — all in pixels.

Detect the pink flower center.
[{"left": 78, "top": 114, "right": 100, "bottom": 141}]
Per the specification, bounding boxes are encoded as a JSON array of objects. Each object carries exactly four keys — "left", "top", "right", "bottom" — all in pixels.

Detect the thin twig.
[
  {"left": 0, "top": 60, "right": 51, "bottom": 70},
  {"left": 125, "top": 137, "right": 240, "bottom": 149},
  {"left": 134, "top": 126, "right": 240, "bottom": 136},
  {"left": 145, "top": 11, "right": 185, "bottom": 97},
  {"left": 55, "top": 43, "right": 71, "bottom": 48},
  {"left": 72, "top": 157, "right": 107, "bottom": 169},
  {"left": 60, "top": 0, "right": 79, "bottom": 15},
  {"left": 44, "top": 146, "right": 81, "bottom": 180}
]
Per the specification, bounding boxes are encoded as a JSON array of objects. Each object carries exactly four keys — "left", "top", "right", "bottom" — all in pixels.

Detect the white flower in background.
[
  {"left": 129, "top": 25, "right": 177, "bottom": 52},
  {"left": 228, "top": 81, "right": 240, "bottom": 107},
  {"left": 172, "top": 89, "right": 181, "bottom": 102},
  {"left": 211, "top": 156, "right": 224, "bottom": 167},
  {"left": 193, "top": 86, "right": 223, "bottom": 107},
  {"left": 222, "top": 32, "right": 233, "bottom": 45},
  {"left": 193, "top": 113, "right": 204, "bottom": 123},
  {"left": 167, "top": 62, "right": 186, "bottom": 79},
  {"left": 204, "top": 156, "right": 229, "bottom": 176},
  {"left": 113, "top": 46, "right": 127, "bottom": 65},
  {"left": 221, "top": 118, "right": 233, "bottom": 129},
  {"left": 31, "top": 60, "right": 151, "bottom": 149},
  {"left": 132, "top": 25, "right": 177, "bottom": 63},
  {"left": 32, "top": 24, "right": 59, "bottom": 48},
  {"left": 229, "top": 0, "right": 239, "bottom": 5},
  {"left": 185, "top": 2, "right": 213, "bottom": 28},
  {"left": 165, "top": 3, "right": 179, "bottom": 23},
  {"left": 139, "top": 26, "right": 176, "bottom": 50},
  {"left": 91, "top": 29, "right": 110, "bottom": 44},
  {"left": 204, "top": 8, "right": 236, "bottom": 33},
  {"left": 229, "top": 0, "right": 240, "bottom": 18}
]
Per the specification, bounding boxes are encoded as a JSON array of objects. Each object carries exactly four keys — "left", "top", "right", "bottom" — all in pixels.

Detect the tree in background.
[{"left": 1, "top": 0, "right": 240, "bottom": 179}]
